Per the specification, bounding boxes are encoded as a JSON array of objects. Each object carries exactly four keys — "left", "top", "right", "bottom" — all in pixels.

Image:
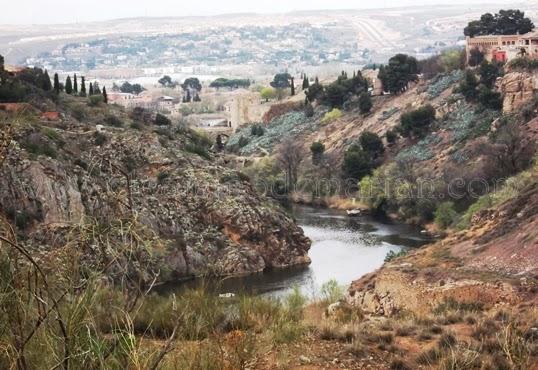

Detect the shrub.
[
  {"left": 358, "top": 92, "right": 372, "bottom": 114},
  {"left": 478, "top": 85, "right": 503, "bottom": 110},
  {"left": 398, "top": 105, "right": 436, "bottom": 138},
  {"left": 386, "top": 129, "right": 398, "bottom": 144},
  {"left": 342, "top": 145, "right": 373, "bottom": 182},
  {"left": 385, "top": 249, "right": 408, "bottom": 262},
  {"left": 104, "top": 115, "right": 123, "bottom": 127},
  {"left": 359, "top": 131, "right": 384, "bottom": 159},
  {"left": 310, "top": 141, "right": 325, "bottom": 165},
  {"left": 93, "top": 132, "right": 107, "bottom": 146},
  {"left": 88, "top": 95, "right": 104, "bottom": 106},
  {"left": 155, "top": 113, "right": 171, "bottom": 126},
  {"left": 250, "top": 124, "right": 264, "bottom": 136},
  {"left": 321, "top": 108, "right": 342, "bottom": 124},
  {"left": 320, "top": 279, "right": 344, "bottom": 303},
  {"left": 434, "top": 201, "right": 458, "bottom": 230}
]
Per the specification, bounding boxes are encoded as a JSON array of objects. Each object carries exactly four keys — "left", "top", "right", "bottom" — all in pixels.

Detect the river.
[{"left": 158, "top": 205, "right": 431, "bottom": 299}]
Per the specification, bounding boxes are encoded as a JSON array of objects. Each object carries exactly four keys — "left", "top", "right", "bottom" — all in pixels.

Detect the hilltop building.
[{"left": 466, "top": 30, "right": 538, "bottom": 63}]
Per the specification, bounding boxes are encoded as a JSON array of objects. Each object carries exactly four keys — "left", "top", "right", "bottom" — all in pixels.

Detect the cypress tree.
[
  {"left": 65, "top": 76, "right": 73, "bottom": 94},
  {"left": 302, "top": 75, "right": 309, "bottom": 89},
  {"left": 73, "top": 74, "right": 78, "bottom": 94},
  {"left": 94, "top": 82, "right": 101, "bottom": 94},
  {"left": 80, "top": 76, "right": 86, "bottom": 96},
  {"left": 290, "top": 76, "right": 295, "bottom": 96},
  {"left": 89, "top": 82, "right": 94, "bottom": 96},
  {"left": 42, "top": 70, "right": 52, "bottom": 91},
  {"left": 102, "top": 86, "right": 108, "bottom": 103},
  {"left": 53, "top": 73, "right": 60, "bottom": 94}
]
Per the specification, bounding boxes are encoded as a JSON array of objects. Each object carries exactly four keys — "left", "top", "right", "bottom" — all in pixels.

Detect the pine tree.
[
  {"left": 53, "top": 73, "right": 60, "bottom": 94},
  {"left": 65, "top": 76, "right": 73, "bottom": 94},
  {"left": 73, "top": 74, "right": 78, "bottom": 94},
  {"left": 89, "top": 82, "right": 94, "bottom": 96},
  {"left": 42, "top": 70, "right": 52, "bottom": 91},
  {"left": 102, "top": 86, "right": 108, "bottom": 103},
  {"left": 80, "top": 76, "right": 86, "bottom": 97}
]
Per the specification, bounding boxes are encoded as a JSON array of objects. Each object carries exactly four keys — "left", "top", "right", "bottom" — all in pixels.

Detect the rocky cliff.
[
  {"left": 497, "top": 70, "right": 538, "bottom": 113},
  {"left": 0, "top": 119, "right": 310, "bottom": 283}
]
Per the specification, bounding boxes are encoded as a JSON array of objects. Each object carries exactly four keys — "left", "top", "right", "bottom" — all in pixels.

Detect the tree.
[
  {"left": 434, "top": 202, "right": 457, "bottom": 230},
  {"left": 276, "top": 138, "right": 305, "bottom": 192},
  {"left": 305, "top": 81, "right": 324, "bottom": 103},
  {"left": 80, "top": 76, "right": 86, "bottom": 97},
  {"left": 386, "top": 129, "right": 398, "bottom": 145},
  {"left": 73, "top": 74, "right": 78, "bottom": 94},
  {"left": 358, "top": 92, "right": 372, "bottom": 114},
  {"left": 342, "top": 145, "right": 373, "bottom": 182},
  {"left": 378, "top": 54, "right": 418, "bottom": 94},
  {"left": 89, "top": 82, "right": 94, "bottom": 96},
  {"left": 65, "top": 76, "right": 73, "bottom": 94},
  {"left": 41, "top": 70, "right": 52, "bottom": 91},
  {"left": 119, "top": 81, "right": 144, "bottom": 95},
  {"left": 468, "top": 48, "right": 485, "bottom": 67},
  {"left": 310, "top": 141, "right": 325, "bottom": 165},
  {"left": 155, "top": 113, "right": 171, "bottom": 126},
  {"left": 478, "top": 85, "right": 503, "bottom": 110},
  {"left": 158, "top": 75, "right": 177, "bottom": 88},
  {"left": 102, "top": 86, "right": 108, "bottom": 104},
  {"left": 53, "top": 73, "right": 60, "bottom": 94},
  {"left": 93, "top": 82, "right": 101, "bottom": 94},
  {"left": 260, "top": 87, "right": 276, "bottom": 102},
  {"left": 302, "top": 75, "right": 309, "bottom": 89},
  {"left": 359, "top": 131, "right": 384, "bottom": 159},
  {"left": 459, "top": 70, "right": 479, "bottom": 101},
  {"left": 479, "top": 60, "right": 501, "bottom": 89},
  {"left": 270, "top": 73, "right": 293, "bottom": 98},
  {"left": 464, "top": 9, "right": 534, "bottom": 37},
  {"left": 0, "top": 54, "right": 4, "bottom": 72},
  {"left": 290, "top": 76, "right": 295, "bottom": 96},
  {"left": 209, "top": 78, "right": 250, "bottom": 90},
  {"left": 181, "top": 77, "right": 202, "bottom": 92},
  {"left": 399, "top": 105, "right": 436, "bottom": 138}
]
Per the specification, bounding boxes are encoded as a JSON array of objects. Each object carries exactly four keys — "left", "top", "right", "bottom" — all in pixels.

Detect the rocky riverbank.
[{"left": 0, "top": 118, "right": 311, "bottom": 283}]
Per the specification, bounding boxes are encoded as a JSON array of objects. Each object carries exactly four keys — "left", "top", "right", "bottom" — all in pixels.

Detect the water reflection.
[{"left": 157, "top": 205, "right": 432, "bottom": 299}]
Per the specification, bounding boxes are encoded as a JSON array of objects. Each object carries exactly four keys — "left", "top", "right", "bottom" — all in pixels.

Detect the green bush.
[
  {"left": 359, "top": 131, "right": 384, "bottom": 159},
  {"left": 358, "top": 92, "right": 372, "bottom": 114},
  {"left": 386, "top": 129, "right": 398, "bottom": 144},
  {"left": 342, "top": 145, "right": 373, "bottom": 182},
  {"left": 434, "top": 201, "right": 458, "bottom": 230},
  {"left": 104, "top": 115, "right": 123, "bottom": 127},
  {"left": 88, "top": 95, "right": 104, "bottom": 107},
  {"left": 154, "top": 113, "right": 171, "bottom": 126},
  {"left": 398, "top": 105, "right": 436, "bottom": 138},
  {"left": 385, "top": 249, "right": 408, "bottom": 262}
]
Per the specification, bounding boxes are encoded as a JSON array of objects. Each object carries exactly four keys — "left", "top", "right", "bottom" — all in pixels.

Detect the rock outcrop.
[
  {"left": 497, "top": 71, "right": 538, "bottom": 113},
  {"left": 0, "top": 122, "right": 311, "bottom": 283}
]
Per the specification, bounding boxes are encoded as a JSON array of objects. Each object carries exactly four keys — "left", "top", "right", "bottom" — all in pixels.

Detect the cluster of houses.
[
  {"left": 107, "top": 92, "right": 182, "bottom": 114},
  {"left": 466, "top": 30, "right": 538, "bottom": 63}
]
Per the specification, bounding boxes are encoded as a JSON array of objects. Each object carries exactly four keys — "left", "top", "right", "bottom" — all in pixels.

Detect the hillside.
[{"left": 0, "top": 83, "right": 310, "bottom": 285}]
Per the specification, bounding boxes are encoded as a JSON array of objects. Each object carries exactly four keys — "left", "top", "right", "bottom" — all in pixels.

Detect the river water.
[{"left": 158, "top": 205, "right": 431, "bottom": 299}]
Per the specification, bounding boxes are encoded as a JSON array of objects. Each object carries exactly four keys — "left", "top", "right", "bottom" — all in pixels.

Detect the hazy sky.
[{"left": 0, "top": 0, "right": 515, "bottom": 25}]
